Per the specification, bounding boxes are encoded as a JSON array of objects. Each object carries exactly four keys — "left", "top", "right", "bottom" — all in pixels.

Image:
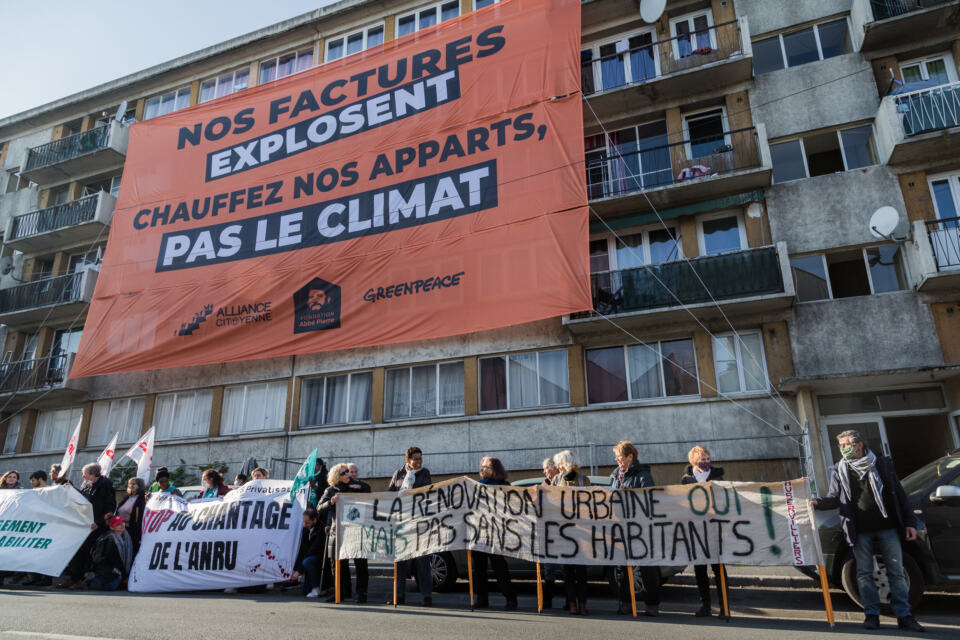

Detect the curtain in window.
[
  {"left": 324, "top": 375, "right": 348, "bottom": 424},
  {"left": 480, "top": 357, "right": 507, "bottom": 411},
  {"left": 739, "top": 334, "right": 767, "bottom": 391},
  {"left": 221, "top": 382, "right": 285, "bottom": 434},
  {"left": 438, "top": 362, "right": 464, "bottom": 415},
  {"left": 410, "top": 365, "right": 436, "bottom": 417},
  {"left": 156, "top": 390, "right": 212, "bottom": 439},
  {"left": 2, "top": 415, "right": 20, "bottom": 454},
  {"left": 508, "top": 353, "right": 539, "bottom": 408},
  {"left": 89, "top": 398, "right": 145, "bottom": 445},
  {"left": 713, "top": 336, "right": 740, "bottom": 393},
  {"left": 299, "top": 378, "right": 325, "bottom": 427},
  {"left": 580, "top": 50, "right": 596, "bottom": 94},
  {"left": 538, "top": 350, "right": 569, "bottom": 406},
  {"left": 348, "top": 372, "right": 373, "bottom": 422},
  {"left": 598, "top": 42, "right": 626, "bottom": 91},
  {"left": 586, "top": 347, "right": 628, "bottom": 404},
  {"left": 627, "top": 344, "right": 662, "bottom": 399},
  {"left": 32, "top": 407, "right": 82, "bottom": 452},
  {"left": 629, "top": 33, "right": 657, "bottom": 82},
  {"left": 662, "top": 339, "right": 699, "bottom": 396},
  {"left": 385, "top": 368, "right": 410, "bottom": 419}
]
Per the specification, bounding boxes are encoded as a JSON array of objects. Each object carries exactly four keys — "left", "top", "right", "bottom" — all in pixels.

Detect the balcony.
[
  {"left": 0, "top": 270, "right": 98, "bottom": 329},
  {"left": 5, "top": 192, "right": 115, "bottom": 254},
  {"left": 582, "top": 18, "right": 753, "bottom": 121},
  {"left": 0, "top": 354, "right": 88, "bottom": 407},
  {"left": 911, "top": 218, "right": 960, "bottom": 293},
  {"left": 565, "top": 243, "right": 794, "bottom": 333},
  {"left": 875, "top": 81, "right": 960, "bottom": 167},
  {"left": 19, "top": 121, "right": 128, "bottom": 185},
  {"left": 857, "top": 0, "right": 959, "bottom": 52},
  {"left": 587, "top": 125, "right": 772, "bottom": 217}
]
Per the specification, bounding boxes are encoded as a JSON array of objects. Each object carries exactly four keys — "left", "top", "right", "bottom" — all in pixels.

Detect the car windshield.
[{"left": 901, "top": 455, "right": 960, "bottom": 497}]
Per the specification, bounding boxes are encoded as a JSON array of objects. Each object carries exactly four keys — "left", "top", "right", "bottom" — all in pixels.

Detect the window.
[
  {"left": 900, "top": 54, "right": 956, "bottom": 87},
  {"left": 586, "top": 340, "right": 699, "bottom": 404},
  {"left": 584, "top": 120, "right": 672, "bottom": 198},
  {"left": 155, "top": 389, "right": 214, "bottom": 440},
  {"left": 69, "top": 247, "right": 103, "bottom": 273},
  {"left": 790, "top": 245, "right": 907, "bottom": 302},
  {"left": 88, "top": 397, "right": 146, "bottom": 446},
  {"left": 3, "top": 415, "right": 20, "bottom": 454},
  {"left": 4, "top": 169, "right": 34, "bottom": 194},
  {"left": 326, "top": 24, "right": 385, "bottom": 62},
  {"left": 259, "top": 47, "right": 314, "bottom": 84},
  {"left": 480, "top": 349, "right": 569, "bottom": 411},
  {"left": 397, "top": 1, "right": 460, "bottom": 38},
  {"left": 384, "top": 361, "right": 464, "bottom": 419},
  {"left": 51, "top": 329, "right": 82, "bottom": 359},
  {"left": 713, "top": 333, "right": 767, "bottom": 394},
  {"left": 475, "top": 0, "right": 501, "bottom": 8},
  {"left": 143, "top": 86, "right": 190, "bottom": 120},
  {"left": 770, "top": 124, "right": 876, "bottom": 183},
  {"left": 590, "top": 225, "right": 683, "bottom": 274},
  {"left": 581, "top": 29, "right": 659, "bottom": 93},
  {"left": 752, "top": 18, "right": 852, "bottom": 75},
  {"left": 683, "top": 108, "right": 728, "bottom": 159},
  {"left": 300, "top": 371, "right": 373, "bottom": 426},
  {"left": 930, "top": 172, "right": 960, "bottom": 223},
  {"left": 199, "top": 67, "right": 250, "bottom": 103},
  {"left": 221, "top": 381, "right": 287, "bottom": 434},
  {"left": 698, "top": 213, "right": 744, "bottom": 256},
  {"left": 32, "top": 407, "right": 82, "bottom": 452},
  {"left": 670, "top": 11, "right": 715, "bottom": 59},
  {"left": 83, "top": 175, "right": 121, "bottom": 197}
]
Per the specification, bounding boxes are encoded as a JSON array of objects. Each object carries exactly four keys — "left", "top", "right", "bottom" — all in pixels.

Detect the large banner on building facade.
[
  {"left": 337, "top": 478, "right": 823, "bottom": 567},
  {"left": 71, "top": 0, "right": 589, "bottom": 377},
  {"left": 128, "top": 480, "right": 304, "bottom": 592},
  {"left": 0, "top": 486, "right": 93, "bottom": 576}
]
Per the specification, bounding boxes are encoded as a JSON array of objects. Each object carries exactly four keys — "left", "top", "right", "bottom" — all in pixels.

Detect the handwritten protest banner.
[
  {"left": 0, "top": 485, "right": 93, "bottom": 576},
  {"left": 337, "top": 478, "right": 822, "bottom": 567},
  {"left": 129, "top": 479, "right": 305, "bottom": 592}
]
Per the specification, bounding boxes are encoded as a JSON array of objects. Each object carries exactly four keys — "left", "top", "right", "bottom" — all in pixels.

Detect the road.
[{"left": 0, "top": 575, "right": 957, "bottom": 640}]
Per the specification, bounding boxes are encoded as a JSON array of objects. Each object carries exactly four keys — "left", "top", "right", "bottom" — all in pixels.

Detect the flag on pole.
[
  {"left": 290, "top": 448, "right": 317, "bottom": 504},
  {"left": 123, "top": 426, "right": 155, "bottom": 484},
  {"left": 59, "top": 418, "right": 82, "bottom": 475},
  {"left": 97, "top": 432, "right": 120, "bottom": 476}
]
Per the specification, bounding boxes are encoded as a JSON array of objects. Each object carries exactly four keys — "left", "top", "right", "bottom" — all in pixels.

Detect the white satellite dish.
[
  {"left": 869, "top": 206, "right": 901, "bottom": 239},
  {"left": 639, "top": 0, "right": 666, "bottom": 23}
]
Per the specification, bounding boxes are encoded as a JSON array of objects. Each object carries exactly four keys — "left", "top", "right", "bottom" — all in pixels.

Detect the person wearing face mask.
[
  {"left": 200, "top": 469, "right": 230, "bottom": 499},
  {"left": 386, "top": 446, "right": 433, "bottom": 606},
  {"left": 810, "top": 430, "right": 924, "bottom": 633},
  {"left": 680, "top": 446, "right": 725, "bottom": 618}
]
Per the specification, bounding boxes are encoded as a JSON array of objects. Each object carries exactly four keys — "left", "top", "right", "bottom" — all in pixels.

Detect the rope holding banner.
[
  {"left": 393, "top": 562, "right": 398, "bottom": 608},
  {"left": 818, "top": 565, "right": 835, "bottom": 628},
  {"left": 627, "top": 566, "right": 637, "bottom": 619},
  {"left": 536, "top": 562, "right": 543, "bottom": 614},
  {"left": 467, "top": 550, "right": 475, "bottom": 611},
  {"left": 719, "top": 563, "right": 730, "bottom": 620}
]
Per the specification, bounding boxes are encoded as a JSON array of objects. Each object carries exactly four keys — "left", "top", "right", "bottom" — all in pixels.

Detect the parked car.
[
  {"left": 179, "top": 485, "right": 203, "bottom": 501},
  {"left": 814, "top": 450, "right": 960, "bottom": 610}
]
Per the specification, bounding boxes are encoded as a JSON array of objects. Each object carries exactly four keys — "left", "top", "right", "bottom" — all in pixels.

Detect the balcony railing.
[
  {"left": 925, "top": 216, "right": 960, "bottom": 271},
  {"left": 895, "top": 81, "right": 960, "bottom": 137},
  {"left": 870, "top": 0, "right": 951, "bottom": 20},
  {"left": 24, "top": 124, "right": 112, "bottom": 173},
  {"left": 581, "top": 19, "right": 746, "bottom": 96},
  {"left": 586, "top": 126, "right": 761, "bottom": 200},
  {"left": 10, "top": 193, "right": 100, "bottom": 240},
  {"left": 574, "top": 246, "right": 784, "bottom": 318},
  {"left": 0, "top": 272, "right": 86, "bottom": 314},
  {"left": 0, "top": 354, "right": 70, "bottom": 394}
]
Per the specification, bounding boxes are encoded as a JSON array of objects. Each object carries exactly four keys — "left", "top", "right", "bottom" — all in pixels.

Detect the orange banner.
[{"left": 71, "top": 0, "right": 590, "bottom": 377}]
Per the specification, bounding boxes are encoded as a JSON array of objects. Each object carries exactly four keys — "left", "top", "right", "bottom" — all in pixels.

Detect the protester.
[
  {"left": 608, "top": 440, "right": 661, "bottom": 616},
  {"left": 319, "top": 463, "right": 369, "bottom": 603},
  {"left": 233, "top": 473, "right": 248, "bottom": 487},
  {"left": 538, "top": 456, "right": 563, "bottom": 608},
  {"left": 553, "top": 450, "right": 589, "bottom": 615},
  {"left": 344, "top": 461, "right": 370, "bottom": 601},
  {"left": 83, "top": 515, "right": 134, "bottom": 591},
  {"left": 0, "top": 470, "right": 21, "bottom": 489},
  {"left": 346, "top": 462, "right": 370, "bottom": 493},
  {"left": 28, "top": 470, "right": 47, "bottom": 488},
  {"left": 148, "top": 467, "right": 183, "bottom": 497},
  {"left": 49, "top": 463, "right": 69, "bottom": 486},
  {"left": 58, "top": 463, "right": 116, "bottom": 589},
  {"left": 810, "top": 430, "right": 925, "bottom": 632},
  {"left": 200, "top": 469, "right": 230, "bottom": 498},
  {"left": 542, "top": 456, "right": 559, "bottom": 486},
  {"left": 292, "top": 507, "right": 330, "bottom": 598},
  {"left": 680, "top": 446, "right": 725, "bottom": 617},
  {"left": 251, "top": 467, "right": 269, "bottom": 480},
  {"left": 116, "top": 477, "right": 147, "bottom": 553},
  {"left": 473, "top": 456, "right": 518, "bottom": 610},
  {"left": 386, "top": 446, "right": 433, "bottom": 606},
  {"left": 308, "top": 457, "right": 329, "bottom": 507}
]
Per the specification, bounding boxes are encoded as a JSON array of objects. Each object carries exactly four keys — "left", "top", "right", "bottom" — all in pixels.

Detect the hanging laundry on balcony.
[{"left": 677, "top": 165, "right": 713, "bottom": 182}]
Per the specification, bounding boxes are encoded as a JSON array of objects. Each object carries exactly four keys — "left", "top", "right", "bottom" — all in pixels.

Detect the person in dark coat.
[
  {"left": 59, "top": 463, "right": 116, "bottom": 588},
  {"left": 552, "top": 451, "right": 589, "bottom": 615},
  {"left": 608, "top": 440, "right": 661, "bottom": 616},
  {"left": 386, "top": 446, "right": 433, "bottom": 606},
  {"left": 680, "top": 446, "right": 726, "bottom": 618},
  {"left": 84, "top": 515, "right": 134, "bottom": 591},
  {"left": 318, "top": 463, "right": 370, "bottom": 603},
  {"left": 473, "top": 456, "right": 518, "bottom": 611},
  {"left": 811, "top": 429, "right": 925, "bottom": 633},
  {"left": 116, "top": 477, "right": 146, "bottom": 553},
  {"left": 293, "top": 507, "right": 328, "bottom": 597}
]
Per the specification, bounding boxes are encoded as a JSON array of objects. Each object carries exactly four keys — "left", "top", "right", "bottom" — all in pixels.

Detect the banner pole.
[
  {"left": 467, "top": 550, "right": 475, "bottom": 611},
  {"left": 535, "top": 562, "right": 543, "bottom": 614},
  {"left": 818, "top": 565, "right": 836, "bottom": 628},
  {"left": 334, "top": 505, "right": 341, "bottom": 604},
  {"left": 719, "top": 563, "right": 730, "bottom": 620},
  {"left": 392, "top": 562, "right": 398, "bottom": 608},
  {"left": 626, "top": 566, "right": 637, "bottom": 619}
]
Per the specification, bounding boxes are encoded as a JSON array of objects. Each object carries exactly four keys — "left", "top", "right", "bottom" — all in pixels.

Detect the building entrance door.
[{"left": 822, "top": 414, "right": 954, "bottom": 478}]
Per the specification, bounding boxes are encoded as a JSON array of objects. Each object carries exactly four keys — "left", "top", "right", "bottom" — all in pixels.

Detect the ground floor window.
[
  {"left": 385, "top": 362, "right": 464, "bottom": 419},
  {"left": 300, "top": 371, "right": 373, "bottom": 426},
  {"left": 221, "top": 381, "right": 287, "bottom": 435},
  {"left": 156, "top": 390, "right": 214, "bottom": 440},
  {"left": 32, "top": 407, "right": 83, "bottom": 452},
  {"left": 479, "top": 349, "right": 569, "bottom": 411},
  {"left": 88, "top": 397, "right": 146, "bottom": 445},
  {"left": 586, "top": 340, "right": 698, "bottom": 404}
]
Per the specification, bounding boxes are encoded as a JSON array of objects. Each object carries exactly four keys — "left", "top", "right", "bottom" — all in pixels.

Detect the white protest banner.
[
  {"left": 0, "top": 485, "right": 94, "bottom": 575},
  {"left": 97, "top": 432, "right": 120, "bottom": 476},
  {"left": 338, "top": 477, "right": 823, "bottom": 567},
  {"left": 59, "top": 419, "right": 82, "bottom": 475},
  {"left": 123, "top": 426, "right": 154, "bottom": 484},
  {"left": 129, "top": 479, "right": 306, "bottom": 592}
]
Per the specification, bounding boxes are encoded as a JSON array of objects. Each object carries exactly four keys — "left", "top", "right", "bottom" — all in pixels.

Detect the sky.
[{"left": 0, "top": 0, "right": 340, "bottom": 120}]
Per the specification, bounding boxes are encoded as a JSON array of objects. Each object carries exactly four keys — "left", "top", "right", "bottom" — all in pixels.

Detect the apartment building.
[{"left": 0, "top": 0, "right": 956, "bottom": 489}]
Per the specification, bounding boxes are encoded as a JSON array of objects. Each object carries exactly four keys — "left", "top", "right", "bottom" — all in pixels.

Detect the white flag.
[
  {"left": 59, "top": 419, "right": 82, "bottom": 475},
  {"left": 97, "top": 432, "right": 120, "bottom": 476},
  {"left": 123, "top": 426, "right": 155, "bottom": 484}
]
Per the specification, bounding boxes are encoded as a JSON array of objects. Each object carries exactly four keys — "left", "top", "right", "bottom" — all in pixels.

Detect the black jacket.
[
  {"left": 117, "top": 493, "right": 146, "bottom": 549},
  {"left": 387, "top": 466, "right": 432, "bottom": 492},
  {"left": 816, "top": 454, "right": 918, "bottom": 546},
  {"left": 81, "top": 476, "right": 116, "bottom": 530},
  {"left": 609, "top": 460, "right": 655, "bottom": 490},
  {"left": 90, "top": 531, "right": 132, "bottom": 583},
  {"left": 680, "top": 465, "right": 725, "bottom": 484},
  {"left": 295, "top": 522, "right": 327, "bottom": 572}
]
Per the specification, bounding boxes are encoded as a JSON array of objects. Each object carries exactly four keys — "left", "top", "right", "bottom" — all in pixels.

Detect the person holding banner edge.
[
  {"left": 473, "top": 456, "right": 519, "bottom": 611},
  {"left": 58, "top": 463, "right": 115, "bottom": 589},
  {"left": 680, "top": 446, "right": 726, "bottom": 618},
  {"left": 319, "top": 462, "right": 370, "bottom": 603},
  {"left": 116, "top": 477, "right": 147, "bottom": 553},
  {"left": 386, "top": 446, "right": 433, "bottom": 606},
  {"left": 0, "top": 470, "right": 20, "bottom": 489}
]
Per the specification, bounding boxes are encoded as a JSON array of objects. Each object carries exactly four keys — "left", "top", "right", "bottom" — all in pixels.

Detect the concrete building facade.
[{"left": 0, "top": 0, "right": 957, "bottom": 490}]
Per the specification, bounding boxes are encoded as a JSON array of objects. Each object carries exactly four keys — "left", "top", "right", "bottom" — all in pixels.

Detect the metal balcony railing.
[
  {"left": 870, "top": 0, "right": 951, "bottom": 20},
  {"left": 24, "top": 124, "right": 112, "bottom": 172},
  {"left": 573, "top": 246, "right": 784, "bottom": 319},
  {"left": 896, "top": 81, "right": 960, "bottom": 137},
  {"left": 0, "top": 354, "right": 70, "bottom": 394},
  {"left": 586, "top": 126, "right": 761, "bottom": 200},
  {"left": 0, "top": 272, "right": 86, "bottom": 314},
  {"left": 581, "top": 19, "right": 745, "bottom": 96},
  {"left": 926, "top": 216, "right": 960, "bottom": 270},
  {"left": 10, "top": 193, "right": 100, "bottom": 240}
]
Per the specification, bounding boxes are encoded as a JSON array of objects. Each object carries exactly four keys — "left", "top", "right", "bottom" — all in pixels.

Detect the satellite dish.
[
  {"left": 640, "top": 0, "right": 667, "bottom": 23},
  {"left": 115, "top": 100, "right": 128, "bottom": 123},
  {"left": 869, "top": 206, "right": 901, "bottom": 239},
  {"left": 0, "top": 256, "right": 13, "bottom": 276}
]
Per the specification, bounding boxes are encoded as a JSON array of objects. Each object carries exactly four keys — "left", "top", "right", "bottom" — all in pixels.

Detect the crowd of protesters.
[{"left": 0, "top": 430, "right": 927, "bottom": 632}]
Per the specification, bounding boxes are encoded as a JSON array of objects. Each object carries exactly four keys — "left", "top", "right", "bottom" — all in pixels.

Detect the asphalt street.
[{"left": 0, "top": 575, "right": 957, "bottom": 640}]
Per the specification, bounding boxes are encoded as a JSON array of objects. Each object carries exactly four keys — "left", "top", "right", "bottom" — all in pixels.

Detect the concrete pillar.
[
  {"left": 51, "top": 251, "right": 70, "bottom": 277},
  {"left": 80, "top": 116, "right": 97, "bottom": 132},
  {"left": 898, "top": 172, "right": 937, "bottom": 223},
  {"left": 248, "top": 61, "right": 260, "bottom": 88},
  {"left": 725, "top": 91, "right": 757, "bottom": 169},
  {"left": 290, "top": 379, "right": 302, "bottom": 431},
  {"left": 282, "top": 378, "right": 294, "bottom": 429},
  {"left": 743, "top": 201, "right": 771, "bottom": 248},
  {"left": 679, "top": 215, "right": 699, "bottom": 257},
  {"left": 4, "top": 330, "right": 24, "bottom": 362},
  {"left": 929, "top": 302, "right": 960, "bottom": 364},
  {"left": 693, "top": 330, "right": 717, "bottom": 397},
  {"left": 142, "top": 394, "right": 156, "bottom": 435},
  {"left": 209, "top": 387, "right": 224, "bottom": 437},
  {"left": 665, "top": 107, "right": 686, "bottom": 178},
  {"left": 567, "top": 344, "right": 586, "bottom": 406},
  {"left": 189, "top": 80, "right": 201, "bottom": 107},
  {"left": 871, "top": 56, "right": 900, "bottom": 96},
  {"left": 795, "top": 387, "right": 827, "bottom": 493},
  {"left": 78, "top": 401, "right": 93, "bottom": 449},
  {"left": 134, "top": 98, "right": 146, "bottom": 121},
  {"left": 463, "top": 356, "right": 479, "bottom": 415},
  {"left": 35, "top": 327, "right": 55, "bottom": 360},
  {"left": 761, "top": 321, "right": 795, "bottom": 387},
  {"left": 16, "top": 409, "right": 38, "bottom": 454},
  {"left": 370, "top": 367, "right": 385, "bottom": 424}
]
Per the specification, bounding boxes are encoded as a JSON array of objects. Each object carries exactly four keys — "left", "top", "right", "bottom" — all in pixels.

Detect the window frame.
[
  {"left": 31, "top": 407, "right": 83, "bottom": 453},
  {"left": 473, "top": 0, "right": 502, "bottom": 8},
  {"left": 712, "top": 331, "right": 770, "bottom": 395},
  {"left": 324, "top": 22, "right": 386, "bottom": 63},
  {"left": 770, "top": 123, "right": 878, "bottom": 183},
  {"left": 696, "top": 210, "right": 746, "bottom": 257},
  {"left": 753, "top": 16, "right": 853, "bottom": 75},
  {"left": 899, "top": 53, "right": 958, "bottom": 85},
  {"left": 478, "top": 348, "right": 570, "bottom": 413},
  {"left": 2, "top": 414, "right": 21, "bottom": 454},
  {"left": 582, "top": 26, "right": 661, "bottom": 93},
  {"left": 588, "top": 223, "right": 684, "bottom": 274},
  {"left": 682, "top": 106, "right": 730, "bottom": 161},
  {"left": 142, "top": 86, "right": 191, "bottom": 120},
  {"left": 585, "top": 340, "right": 700, "bottom": 405},
  {"left": 258, "top": 46, "right": 316, "bottom": 84},
  {"left": 790, "top": 253, "right": 834, "bottom": 302},
  {"left": 928, "top": 171, "right": 960, "bottom": 222},
  {"left": 154, "top": 388, "right": 215, "bottom": 441},
  {"left": 220, "top": 380, "right": 288, "bottom": 435},
  {"left": 395, "top": 1, "right": 461, "bottom": 38},
  {"left": 198, "top": 67, "right": 250, "bottom": 104},
  {"left": 791, "top": 245, "right": 909, "bottom": 302},
  {"left": 88, "top": 396, "right": 146, "bottom": 446},
  {"left": 384, "top": 360, "right": 465, "bottom": 420},
  {"left": 299, "top": 370, "right": 374, "bottom": 427},
  {"left": 669, "top": 10, "right": 717, "bottom": 60}
]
